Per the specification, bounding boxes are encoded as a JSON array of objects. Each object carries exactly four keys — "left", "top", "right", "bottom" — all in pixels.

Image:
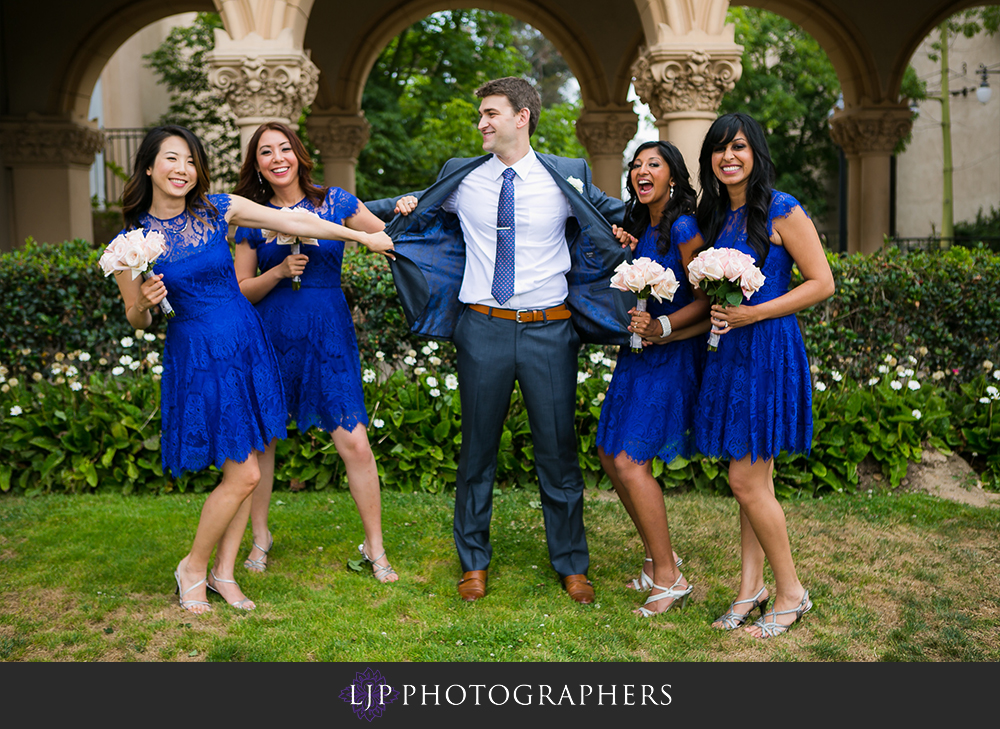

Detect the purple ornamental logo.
[{"left": 339, "top": 667, "right": 400, "bottom": 721}]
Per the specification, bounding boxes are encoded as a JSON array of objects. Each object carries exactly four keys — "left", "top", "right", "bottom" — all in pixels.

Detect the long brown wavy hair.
[
  {"left": 233, "top": 121, "right": 327, "bottom": 208},
  {"left": 121, "top": 125, "right": 216, "bottom": 230}
]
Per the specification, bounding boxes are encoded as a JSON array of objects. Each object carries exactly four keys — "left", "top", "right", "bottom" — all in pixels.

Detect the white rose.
[{"left": 566, "top": 176, "right": 584, "bottom": 194}]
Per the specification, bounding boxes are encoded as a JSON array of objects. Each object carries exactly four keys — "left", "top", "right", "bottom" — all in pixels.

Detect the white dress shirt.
[{"left": 444, "top": 149, "right": 574, "bottom": 309}]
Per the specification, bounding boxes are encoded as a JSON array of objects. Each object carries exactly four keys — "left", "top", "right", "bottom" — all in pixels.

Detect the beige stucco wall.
[
  {"left": 895, "top": 29, "right": 1000, "bottom": 239},
  {"left": 99, "top": 13, "right": 196, "bottom": 129}
]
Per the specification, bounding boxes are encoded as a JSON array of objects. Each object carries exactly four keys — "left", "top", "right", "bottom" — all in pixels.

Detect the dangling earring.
[
  {"left": 257, "top": 171, "right": 265, "bottom": 188},
  {"left": 669, "top": 184, "right": 675, "bottom": 199}
]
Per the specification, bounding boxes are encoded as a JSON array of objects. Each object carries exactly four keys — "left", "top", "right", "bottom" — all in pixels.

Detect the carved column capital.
[
  {"left": 575, "top": 108, "right": 639, "bottom": 157},
  {"left": 305, "top": 112, "right": 371, "bottom": 161},
  {"left": 0, "top": 115, "right": 104, "bottom": 166},
  {"left": 631, "top": 45, "right": 743, "bottom": 118},
  {"left": 205, "top": 34, "right": 319, "bottom": 127},
  {"left": 829, "top": 103, "right": 913, "bottom": 156}
]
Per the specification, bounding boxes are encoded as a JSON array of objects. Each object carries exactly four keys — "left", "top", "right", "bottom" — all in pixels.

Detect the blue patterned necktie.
[{"left": 492, "top": 167, "right": 516, "bottom": 305}]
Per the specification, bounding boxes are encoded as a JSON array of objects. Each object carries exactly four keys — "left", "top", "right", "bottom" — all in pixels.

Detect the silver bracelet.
[{"left": 657, "top": 315, "right": 672, "bottom": 337}]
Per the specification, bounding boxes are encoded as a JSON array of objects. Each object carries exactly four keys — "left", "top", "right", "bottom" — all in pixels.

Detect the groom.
[{"left": 368, "top": 77, "right": 631, "bottom": 604}]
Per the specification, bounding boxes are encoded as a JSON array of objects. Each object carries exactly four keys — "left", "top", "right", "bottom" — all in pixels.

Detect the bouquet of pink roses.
[
  {"left": 687, "top": 247, "right": 765, "bottom": 351},
  {"left": 610, "top": 256, "right": 680, "bottom": 353},
  {"left": 99, "top": 229, "right": 174, "bottom": 318},
  {"left": 262, "top": 207, "right": 321, "bottom": 291}
]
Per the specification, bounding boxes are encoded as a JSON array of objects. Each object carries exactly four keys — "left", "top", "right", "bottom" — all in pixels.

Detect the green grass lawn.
[{"left": 1, "top": 486, "right": 997, "bottom": 662}]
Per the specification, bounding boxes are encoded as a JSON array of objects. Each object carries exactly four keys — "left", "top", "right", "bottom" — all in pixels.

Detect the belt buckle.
[{"left": 515, "top": 309, "right": 531, "bottom": 323}]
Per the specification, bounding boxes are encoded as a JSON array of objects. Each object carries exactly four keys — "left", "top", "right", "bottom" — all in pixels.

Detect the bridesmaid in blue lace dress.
[
  {"left": 110, "top": 126, "right": 394, "bottom": 614},
  {"left": 694, "top": 113, "right": 834, "bottom": 638},
  {"left": 232, "top": 122, "right": 399, "bottom": 583},
  {"left": 595, "top": 141, "right": 710, "bottom": 616}
]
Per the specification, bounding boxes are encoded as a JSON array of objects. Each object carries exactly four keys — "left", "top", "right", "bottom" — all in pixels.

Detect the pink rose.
[
  {"left": 687, "top": 255, "right": 707, "bottom": 285},
  {"left": 141, "top": 230, "right": 166, "bottom": 262},
  {"left": 740, "top": 266, "right": 766, "bottom": 298},
  {"left": 621, "top": 260, "right": 648, "bottom": 292},
  {"left": 723, "top": 251, "right": 752, "bottom": 281},
  {"left": 609, "top": 261, "right": 632, "bottom": 292},
  {"left": 700, "top": 250, "right": 725, "bottom": 281},
  {"left": 649, "top": 268, "right": 679, "bottom": 302}
]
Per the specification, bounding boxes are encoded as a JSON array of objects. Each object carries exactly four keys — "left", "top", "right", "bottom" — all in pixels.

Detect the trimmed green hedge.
[{"left": 1, "top": 241, "right": 998, "bottom": 496}]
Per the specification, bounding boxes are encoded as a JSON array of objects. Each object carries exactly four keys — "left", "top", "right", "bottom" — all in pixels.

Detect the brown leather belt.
[{"left": 468, "top": 303, "right": 571, "bottom": 323}]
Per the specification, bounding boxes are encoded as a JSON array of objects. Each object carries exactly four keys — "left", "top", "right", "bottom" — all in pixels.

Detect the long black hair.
[
  {"left": 622, "top": 140, "right": 697, "bottom": 255},
  {"left": 122, "top": 125, "right": 216, "bottom": 230},
  {"left": 695, "top": 112, "right": 775, "bottom": 266}
]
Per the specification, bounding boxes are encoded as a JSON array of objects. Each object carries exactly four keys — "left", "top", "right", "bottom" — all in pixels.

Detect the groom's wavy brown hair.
[{"left": 476, "top": 77, "right": 541, "bottom": 137}]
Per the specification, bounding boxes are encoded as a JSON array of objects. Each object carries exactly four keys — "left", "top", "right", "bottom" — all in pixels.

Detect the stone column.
[
  {"left": 305, "top": 112, "right": 371, "bottom": 196},
  {"left": 631, "top": 41, "right": 743, "bottom": 182},
  {"left": 0, "top": 115, "right": 104, "bottom": 246},
  {"left": 205, "top": 29, "right": 320, "bottom": 157},
  {"left": 829, "top": 103, "right": 913, "bottom": 254},
  {"left": 575, "top": 107, "right": 639, "bottom": 198}
]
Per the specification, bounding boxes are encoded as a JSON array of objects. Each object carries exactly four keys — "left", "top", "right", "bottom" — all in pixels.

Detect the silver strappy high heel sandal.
[
  {"left": 713, "top": 586, "right": 770, "bottom": 630},
  {"left": 629, "top": 555, "right": 684, "bottom": 591},
  {"left": 174, "top": 566, "right": 211, "bottom": 614},
  {"left": 358, "top": 542, "right": 398, "bottom": 583},
  {"left": 207, "top": 570, "right": 256, "bottom": 611},
  {"left": 752, "top": 589, "right": 812, "bottom": 638},
  {"left": 635, "top": 573, "right": 693, "bottom": 617},
  {"left": 244, "top": 531, "right": 273, "bottom": 573}
]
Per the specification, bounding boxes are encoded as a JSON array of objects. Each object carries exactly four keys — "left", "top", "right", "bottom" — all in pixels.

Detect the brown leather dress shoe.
[
  {"left": 457, "top": 570, "right": 488, "bottom": 601},
  {"left": 562, "top": 574, "right": 595, "bottom": 604}
]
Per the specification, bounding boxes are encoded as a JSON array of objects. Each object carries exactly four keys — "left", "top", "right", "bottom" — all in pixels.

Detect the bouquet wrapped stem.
[
  {"left": 291, "top": 240, "right": 302, "bottom": 290},
  {"left": 687, "top": 247, "right": 766, "bottom": 352},
  {"left": 631, "top": 297, "right": 647, "bottom": 353},
  {"left": 141, "top": 271, "right": 175, "bottom": 319},
  {"left": 609, "top": 256, "right": 680, "bottom": 355}
]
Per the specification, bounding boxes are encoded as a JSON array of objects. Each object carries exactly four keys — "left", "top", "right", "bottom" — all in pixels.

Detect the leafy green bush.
[
  {"left": 0, "top": 238, "right": 163, "bottom": 375},
  {"left": 798, "top": 246, "right": 1000, "bottom": 384}
]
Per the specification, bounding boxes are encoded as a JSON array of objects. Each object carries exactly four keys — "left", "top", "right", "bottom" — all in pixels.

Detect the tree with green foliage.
[
  {"left": 924, "top": 7, "right": 1000, "bottom": 245},
  {"left": 357, "top": 10, "right": 585, "bottom": 201},
  {"left": 720, "top": 8, "right": 842, "bottom": 222},
  {"left": 143, "top": 13, "right": 242, "bottom": 189}
]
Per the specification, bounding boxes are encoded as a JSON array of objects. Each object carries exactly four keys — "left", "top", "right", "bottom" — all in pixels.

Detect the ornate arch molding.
[
  {"left": 214, "top": 0, "right": 313, "bottom": 44},
  {"left": 317, "top": 0, "right": 618, "bottom": 114},
  {"left": 738, "top": 0, "right": 877, "bottom": 106},
  {"left": 57, "top": 0, "right": 216, "bottom": 120}
]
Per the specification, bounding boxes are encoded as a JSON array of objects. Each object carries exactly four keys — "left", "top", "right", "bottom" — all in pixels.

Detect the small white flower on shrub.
[
  {"left": 152, "top": 365, "right": 163, "bottom": 375},
  {"left": 445, "top": 374, "right": 458, "bottom": 390},
  {"left": 145, "top": 353, "right": 158, "bottom": 365},
  {"left": 577, "top": 372, "right": 590, "bottom": 384},
  {"left": 932, "top": 371, "right": 946, "bottom": 381},
  {"left": 429, "top": 356, "right": 442, "bottom": 366},
  {"left": 70, "top": 382, "right": 83, "bottom": 391},
  {"left": 428, "top": 341, "right": 439, "bottom": 351},
  {"left": 602, "top": 373, "right": 612, "bottom": 382},
  {"left": 868, "top": 377, "right": 880, "bottom": 386},
  {"left": 65, "top": 366, "right": 79, "bottom": 377},
  {"left": 144, "top": 333, "right": 156, "bottom": 342},
  {"left": 78, "top": 352, "right": 91, "bottom": 362},
  {"left": 987, "top": 386, "right": 999, "bottom": 400},
  {"left": 362, "top": 369, "right": 376, "bottom": 383},
  {"left": 9, "top": 406, "right": 22, "bottom": 416},
  {"left": 890, "top": 380, "right": 902, "bottom": 390},
  {"left": 429, "top": 388, "right": 440, "bottom": 397},
  {"left": 119, "top": 355, "right": 133, "bottom": 366},
  {"left": 815, "top": 381, "right": 826, "bottom": 391},
  {"left": 129, "top": 361, "right": 141, "bottom": 371},
  {"left": 404, "top": 356, "right": 416, "bottom": 366},
  {"left": 376, "top": 351, "right": 385, "bottom": 361},
  {"left": 878, "top": 365, "right": 889, "bottom": 374},
  {"left": 32, "top": 372, "right": 42, "bottom": 382},
  {"left": 912, "top": 409, "right": 921, "bottom": 419},
  {"left": 603, "top": 358, "right": 614, "bottom": 368},
  {"left": 112, "top": 366, "right": 125, "bottom": 376},
  {"left": 120, "top": 337, "right": 134, "bottom": 348},
  {"left": 414, "top": 367, "right": 426, "bottom": 375},
  {"left": 831, "top": 371, "right": 842, "bottom": 382},
  {"left": 980, "top": 397, "right": 990, "bottom": 404},
  {"left": 421, "top": 345, "right": 432, "bottom": 355},
  {"left": 372, "top": 418, "right": 385, "bottom": 428},
  {"left": 426, "top": 376, "right": 438, "bottom": 388},
  {"left": 983, "top": 360, "right": 994, "bottom": 370},
  {"left": 589, "top": 351, "right": 604, "bottom": 364},
  {"left": 907, "top": 380, "right": 920, "bottom": 391},
  {"left": 994, "top": 370, "right": 1000, "bottom": 381}
]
